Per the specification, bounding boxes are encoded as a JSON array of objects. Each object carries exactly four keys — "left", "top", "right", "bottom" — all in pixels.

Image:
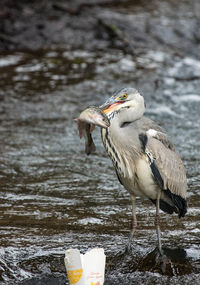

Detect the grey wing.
[
  {"left": 138, "top": 119, "right": 187, "bottom": 195},
  {"left": 146, "top": 136, "right": 187, "bottom": 197},
  {"left": 138, "top": 116, "right": 165, "bottom": 133},
  {"left": 141, "top": 130, "right": 188, "bottom": 217}
]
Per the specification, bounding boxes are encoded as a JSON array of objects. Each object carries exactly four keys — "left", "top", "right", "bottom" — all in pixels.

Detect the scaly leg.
[
  {"left": 125, "top": 194, "right": 137, "bottom": 252},
  {"left": 155, "top": 189, "right": 169, "bottom": 272},
  {"left": 130, "top": 194, "right": 137, "bottom": 239},
  {"left": 155, "top": 189, "right": 162, "bottom": 254}
]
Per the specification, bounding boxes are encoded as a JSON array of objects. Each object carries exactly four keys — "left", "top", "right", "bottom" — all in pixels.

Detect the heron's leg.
[
  {"left": 155, "top": 189, "right": 169, "bottom": 272},
  {"left": 125, "top": 194, "right": 137, "bottom": 252},
  {"left": 130, "top": 194, "right": 137, "bottom": 239},
  {"left": 155, "top": 189, "right": 163, "bottom": 254}
]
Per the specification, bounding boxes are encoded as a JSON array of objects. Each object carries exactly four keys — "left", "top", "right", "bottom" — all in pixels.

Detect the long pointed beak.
[{"left": 99, "top": 97, "right": 116, "bottom": 110}]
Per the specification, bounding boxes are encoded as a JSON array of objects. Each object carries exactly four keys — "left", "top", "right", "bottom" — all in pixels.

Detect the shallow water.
[{"left": 0, "top": 47, "right": 199, "bottom": 284}]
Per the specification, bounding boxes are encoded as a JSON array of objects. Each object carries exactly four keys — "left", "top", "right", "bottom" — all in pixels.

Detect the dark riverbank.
[{"left": 1, "top": 0, "right": 200, "bottom": 57}]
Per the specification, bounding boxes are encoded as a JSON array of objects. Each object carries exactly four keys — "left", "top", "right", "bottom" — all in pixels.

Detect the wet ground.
[{"left": 0, "top": 1, "right": 200, "bottom": 285}]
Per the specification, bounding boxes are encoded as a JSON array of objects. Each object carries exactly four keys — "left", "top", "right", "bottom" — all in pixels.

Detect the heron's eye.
[{"left": 121, "top": 93, "right": 127, "bottom": 99}]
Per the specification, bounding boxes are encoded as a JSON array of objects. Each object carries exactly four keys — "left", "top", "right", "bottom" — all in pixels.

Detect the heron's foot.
[
  {"left": 125, "top": 232, "right": 134, "bottom": 253},
  {"left": 123, "top": 240, "right": 132, "bottom": 255},
  {"left": 155, "top": 248, "right": 171, "bottom": 273},
  {"left": 115, "top": 234, "right": 133, "bottom": 257}
]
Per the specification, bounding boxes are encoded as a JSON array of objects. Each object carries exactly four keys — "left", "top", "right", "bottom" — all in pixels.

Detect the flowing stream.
[{"left": 0, "top": 47, "right": 199, "bottom": 284}]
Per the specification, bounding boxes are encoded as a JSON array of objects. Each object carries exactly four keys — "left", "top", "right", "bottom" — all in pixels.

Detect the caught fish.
[
  {"left": 74, "top": 106, "right": 110, "bottom": 155},
  {"left": 76, "top": 106, "right": 110, "bottom": 129}
]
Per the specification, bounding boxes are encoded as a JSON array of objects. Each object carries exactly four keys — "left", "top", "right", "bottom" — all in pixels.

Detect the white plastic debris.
[{"left": 64, "top": 248, "right": 106, "bottom": 285}]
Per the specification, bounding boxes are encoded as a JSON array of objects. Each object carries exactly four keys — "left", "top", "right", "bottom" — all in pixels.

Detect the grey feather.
[
  {"left": 145, "top": 135, "right": 187, "bottom": 198},
  {"left": 100, "top": 88, "right": 187, "bottom": 217}
]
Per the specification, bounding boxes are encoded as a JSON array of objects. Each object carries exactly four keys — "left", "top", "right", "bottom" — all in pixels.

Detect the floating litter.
[{"left": 64, "top": 248, "right": 106, "bottom": 285}]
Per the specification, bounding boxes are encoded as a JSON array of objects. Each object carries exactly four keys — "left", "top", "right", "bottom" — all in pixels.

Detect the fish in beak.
[{"left": 74, "top": 106, "right": 110, "bottom": 155}]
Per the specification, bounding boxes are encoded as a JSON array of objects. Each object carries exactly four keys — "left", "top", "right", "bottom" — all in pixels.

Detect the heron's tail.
[
  {"left": 150, "top": 191, "right": 187, "bottom": 218},
  {"left": 164, "top": 189, "right": 187, "bottom": 218}
]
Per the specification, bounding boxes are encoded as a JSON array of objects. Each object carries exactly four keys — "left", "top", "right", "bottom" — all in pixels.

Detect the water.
[{"left": 0, "top": 48, "right": 200, "bottom": 284}]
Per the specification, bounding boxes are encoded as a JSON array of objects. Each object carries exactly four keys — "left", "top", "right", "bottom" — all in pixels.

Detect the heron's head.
[{"left": 100, "top": 87, "right": 145, "bottom": 118}]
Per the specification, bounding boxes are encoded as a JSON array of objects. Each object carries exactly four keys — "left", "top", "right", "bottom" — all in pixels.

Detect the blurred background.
[{"left": 0, "top": 0, "right": 200, "bottom": 284}]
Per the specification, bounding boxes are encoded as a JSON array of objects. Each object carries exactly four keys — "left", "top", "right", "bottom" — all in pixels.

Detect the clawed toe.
[{"left": 155, "top": 249, "right": 171, "bottom": 273}]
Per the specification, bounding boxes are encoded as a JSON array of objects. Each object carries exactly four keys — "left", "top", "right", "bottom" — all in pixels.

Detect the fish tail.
[
  {"left": 85, "top": 141, "right": 96, "bottom": 155},
  {"left": 74, "top": 119, "right": 84, "bottom": 138}
]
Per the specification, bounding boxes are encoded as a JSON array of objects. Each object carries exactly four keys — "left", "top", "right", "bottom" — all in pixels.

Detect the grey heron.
[{"left": 100, "top": 87, "right": 187, "bottom": 265}]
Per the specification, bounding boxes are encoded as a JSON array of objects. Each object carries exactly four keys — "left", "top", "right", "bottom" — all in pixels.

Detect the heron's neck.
[
  {"left": 109, "top": 104, "right": 145, "bottom": 129},
  {"left": 106, "top": 102, "right": 145, "bottom": 154},
  {"left": 101, "top": 105, "right": 144, "bottom": 178}
]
